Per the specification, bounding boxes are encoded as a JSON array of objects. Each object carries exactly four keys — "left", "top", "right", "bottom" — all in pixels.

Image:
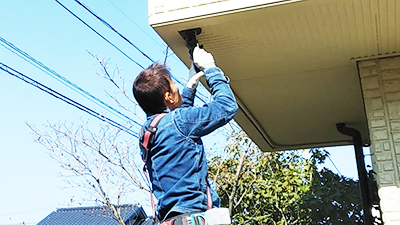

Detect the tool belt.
[{"left": 159, "top": 212, "right": 206, "bottom": 225}]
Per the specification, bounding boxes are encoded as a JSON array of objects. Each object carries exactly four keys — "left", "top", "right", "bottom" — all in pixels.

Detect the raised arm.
[
  {"left": 180, "top": 63, "right": 204, "bottom": 108},
  {"left": 174, "top": 46, "right": 238, "bottom": 138}
]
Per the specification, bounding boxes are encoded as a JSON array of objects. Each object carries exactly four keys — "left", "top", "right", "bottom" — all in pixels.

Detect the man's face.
[{"left": 167, "top": 81, "right": 183, "bottom": 110}]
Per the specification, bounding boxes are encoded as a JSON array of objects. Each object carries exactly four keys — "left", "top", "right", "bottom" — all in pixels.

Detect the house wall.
[{"left": 358, "top": 56, "right": 400, "bottom": 224}]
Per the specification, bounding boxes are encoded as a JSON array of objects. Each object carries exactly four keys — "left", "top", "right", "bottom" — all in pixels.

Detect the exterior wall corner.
[{"left": 358, "top": 56, "right": 400, "bottom": 224}]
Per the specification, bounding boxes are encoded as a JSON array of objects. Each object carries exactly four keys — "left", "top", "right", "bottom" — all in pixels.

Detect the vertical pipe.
[{"left": 336, "top": 123, "right": 373, "bottom": 225}]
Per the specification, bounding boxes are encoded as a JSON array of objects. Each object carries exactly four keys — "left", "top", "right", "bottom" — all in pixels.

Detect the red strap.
[
  {"left": 143, "top": 169, "right": 157, "bottom": 219},
  {"left": 159, "top": 220, "right": 173, "bottom": 225},
  {"left": 142, "top": 130, "right": 152, "bottom": 149},
  {"left": 142, "top": 113, "right": 167, "bottom": 149},
  {"left": 141, "top": 113, "right": 167, "bottom": 220},
  {"left": 206, "top": 184, "right": 212, "bottom": 210}
]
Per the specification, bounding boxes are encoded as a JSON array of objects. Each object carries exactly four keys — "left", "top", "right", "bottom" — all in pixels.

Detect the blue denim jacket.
[{"left": 140, "top": 67, "right": 238, "bottom": 221}]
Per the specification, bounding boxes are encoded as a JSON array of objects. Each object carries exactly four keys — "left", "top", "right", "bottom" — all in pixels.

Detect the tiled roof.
[
  {"left": 37, "top": 204, "right": 149, "bottom": 225},
  {"left": 140, "top": 218, "right": 154, "bottom": 225}
]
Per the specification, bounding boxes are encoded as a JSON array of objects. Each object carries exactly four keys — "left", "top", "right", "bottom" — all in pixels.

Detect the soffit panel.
[{"left": 149, "top": 0, "right": 400, "bottom": 151}]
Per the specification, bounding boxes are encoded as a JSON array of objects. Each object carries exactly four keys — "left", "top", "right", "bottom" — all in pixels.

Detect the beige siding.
[{"left": 359, "top": 56, "right": 400, "bottom": 224}]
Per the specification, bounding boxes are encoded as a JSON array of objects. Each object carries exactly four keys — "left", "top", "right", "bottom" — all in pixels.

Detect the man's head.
[{"left": 133, "top": 63, "right": 182, "bottom": 116}]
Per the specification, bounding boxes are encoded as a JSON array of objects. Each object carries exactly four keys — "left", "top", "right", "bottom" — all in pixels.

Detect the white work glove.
[
  {"left": 186, "top": 63, "right": 204, "bottom": 89},
  {"left": 193, "top": 45, "right": 216, "bottom": 72}
]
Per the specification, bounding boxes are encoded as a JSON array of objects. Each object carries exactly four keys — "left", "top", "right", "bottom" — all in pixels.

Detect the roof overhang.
[{"left": 148, "top": 0, "right": 399, "bottom": 151}]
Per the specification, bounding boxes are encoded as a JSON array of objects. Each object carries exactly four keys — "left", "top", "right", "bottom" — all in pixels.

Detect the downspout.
[{"left": 336, "top": 123, "right": 373, "bottom": 225}]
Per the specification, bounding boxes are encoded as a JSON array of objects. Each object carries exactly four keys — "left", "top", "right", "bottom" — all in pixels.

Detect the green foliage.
[
  {"left": 208, "top": 130, "right": 362, "bottom": 225},
  {"left": 303, "top": 168, "right": 363, "bottom": 224}
]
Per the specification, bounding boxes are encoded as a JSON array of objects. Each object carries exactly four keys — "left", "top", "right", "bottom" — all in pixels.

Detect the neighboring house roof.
[{"left": 37, "top": 204, "right": 152, "bottom": 225}]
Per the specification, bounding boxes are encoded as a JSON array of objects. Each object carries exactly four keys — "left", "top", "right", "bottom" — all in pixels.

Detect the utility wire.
[
  {"left": 68, "top": 0, "right": 209, "bottom": 103},
  {"left": 327, "top": 155, "right": 343, "bottom": 177},
  {"left": 105, "top": 0, "right": 191, "bottom": 71},
  {"left": 0, "top": 62, "right": 138, "bottom": 138},
  {"left": 73, "top": 0, "right": 154, "bottom": 62},
  {"left": 105, "top": 0, "right": 166, "bottom": 49},
  {"left": 54, "top": 0, "right": 144, "bottom": 69},
  {"left": 0, "top": 36, "right": 142, "bottom": 129}
]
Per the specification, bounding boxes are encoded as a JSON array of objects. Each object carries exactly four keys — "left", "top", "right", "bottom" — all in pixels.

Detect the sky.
[{"left": 0, "top": 1, "right": 372, "bottom": 224}]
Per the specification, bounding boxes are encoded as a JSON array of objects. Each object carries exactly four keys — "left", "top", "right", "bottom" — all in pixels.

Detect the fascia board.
[{"left": 149, "top": 0, "right": 303, "bottom": 27}]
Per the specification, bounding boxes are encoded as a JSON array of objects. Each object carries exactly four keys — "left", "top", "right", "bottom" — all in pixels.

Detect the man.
[{"left": 133, "top": 46, "right": 238, "bottom": 223}]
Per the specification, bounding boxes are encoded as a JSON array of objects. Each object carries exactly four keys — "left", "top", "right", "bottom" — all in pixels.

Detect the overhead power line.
[
  {"left": 54, "top": 0, "right": 144, "bottom": 69},
  {"left": 327, "top": 155, "right": 343, "bottom": 177},
  {"left": 0, "top": 36, "right": 142, "bottom": 129},
  {"left": 73, "top": 0, "right": 154, "bottom": 62},
  {"left": 0, "top": 62, "right": 138, "bottom": 138},
  {"left": 59, "top": 0, "right": 209, "bottom": 103},
  {"left": 104, "top": 0, "right": 192, "bottom": 71},
  {"left": 105, "top": 0, "right": 166, "bottom": 49}
]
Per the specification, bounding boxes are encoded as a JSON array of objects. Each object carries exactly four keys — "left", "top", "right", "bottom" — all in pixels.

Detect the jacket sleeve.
[
  {"left": 173, "top": 67, "right": 238, "bottom": 138},
  {"left": 180, "top": 86, "right": 196, "bottom": 108}
]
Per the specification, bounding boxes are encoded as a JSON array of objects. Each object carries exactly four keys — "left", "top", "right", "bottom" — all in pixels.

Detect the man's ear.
[{"left": 164, "top": 92, "right": 174, "bottom": 104}]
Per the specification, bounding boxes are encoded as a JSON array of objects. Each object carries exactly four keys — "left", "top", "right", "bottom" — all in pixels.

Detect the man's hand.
[
  {"left": 186, "top": 63, "right": 204, "bottom": 89},
  {"left": 193, "top": 45, "right": 216, "bottom": 72}
]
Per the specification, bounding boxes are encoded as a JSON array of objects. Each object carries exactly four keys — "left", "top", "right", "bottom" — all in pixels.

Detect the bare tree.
[{"left": 28, "top": 55, "right": 149, "bottom": 225}]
